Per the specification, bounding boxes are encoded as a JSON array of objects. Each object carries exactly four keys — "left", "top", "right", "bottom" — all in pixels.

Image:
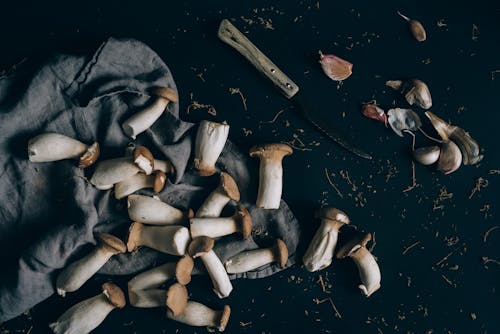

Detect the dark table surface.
[{"left": 1, "top": 0, "right": 499, "bottom": 333}]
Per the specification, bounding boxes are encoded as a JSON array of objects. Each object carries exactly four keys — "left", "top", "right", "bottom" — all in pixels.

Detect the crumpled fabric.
[{"left": 0, "top": 37, "right": 300, "bottom": 322}]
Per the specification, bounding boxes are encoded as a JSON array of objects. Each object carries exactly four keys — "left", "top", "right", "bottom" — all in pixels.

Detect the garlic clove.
[
  {"left": 387, "top": 108, "right": 422, "bottom": 137},
  {"left": 412, "top": 146, "right": 440, "bottom": 165},
  {"left": 397, "top": 11, "right": 427, "bottom": 42},
  {"left": 386, "top": 79, "right": 432, "bottom": 109},
  {"left": 361, "top": 102, "right": 387, "bottom": 126},
  {"left": 437, "top": 141, "right": 462, "bottom": 174},
  {"left": 318, "top": 50, "right": 353, "bottom": 81}
]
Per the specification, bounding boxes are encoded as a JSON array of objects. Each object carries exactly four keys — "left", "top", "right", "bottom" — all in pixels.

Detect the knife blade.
[{"left": 217, "top": 19, "right": 372, "bottom": 160}]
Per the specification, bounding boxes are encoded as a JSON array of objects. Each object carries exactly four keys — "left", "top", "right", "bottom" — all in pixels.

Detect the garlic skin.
[
  {"left": 387, "top": 108, "right": 422, "bottom": 137},
  {"left": 437, "top": 141, "right": 462, "bottom": 174},
  {"left": 318, "top": 50, "right": 353, "bottom": 81},
  {"left": 386, "top": 79, "right": 432, "bottom": 110},
  {"left": 397, "top": 11, "right": 427, "bottom": 42},
  {"left": 361, "top": 102, "right": 387, "bottom": 125},
  {"left": 412, "top": 146, "right": 440, "bottom": 165}
]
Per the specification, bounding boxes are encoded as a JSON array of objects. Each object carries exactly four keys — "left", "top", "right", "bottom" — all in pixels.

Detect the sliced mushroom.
[
  {"left": 114, "top": 171, "right": 167, "bottom": 199},
  {"left": 249, "top": 143, "right": 293, "bottom": 209},
  {"left": 194, "top": 120, "right": 230, "bottom": 176},
  {"left": 127, "top": 194, "right": 192, "bottom": 225},
  {"left": 336, "top": 232, "right": 381, "bottom": 297},
  {"left": 56, "top": 234, "right": 126, "bottom": 297},
  {"left": 27, "top": 133, "right": 99, "bottom": 168},
  {"left": 166, "top": 301, "right": 231, "bottom": 332},
  {"left": 386, "top": 79, "right": 432, "bottom": 110},
  {"left": 129, "top": 282, "right": 188, "bottom": 316},
  {"left": 303, "top": 208, "right": 350, "bottom": 272},
  {"left": 196, "top": 172, "right": 240, "bottom": 218},
  {"left": 188, "top": 237, "right": 233, "bottom": 298},
  {"left": 190, "top": 205, "right": 253, "bottom": 239},
  {"left": 122, "top": 87, "right": 179, "bottom": 139},
  {"left": 49, "top": 282, "right": 125, "bottom": 334},
  {"left": 133, "top": 146, "right": 155, "bottom": 175},
  {"left": 225, "top": 239, "right": 288, "bottom": 274},
  {"left": 127, "top": 222, "right": 191, "bottom": 256}
]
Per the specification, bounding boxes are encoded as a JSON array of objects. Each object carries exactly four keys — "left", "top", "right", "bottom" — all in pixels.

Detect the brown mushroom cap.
[
  {"left": 153, "top": 170, "right": 167, "bottom": 193},
  {"left": 126, "top": 222, "right": 144, "bottom": 252},
  {"left": 102, "top": 282, "right": 126, "bottom": 308},
  {"left": 97, "top": 233, "right": 127, "bottom": 254},
  {"left": 78, "top": 142, "right": 100, "bottom": 168},
  {"left": 234, "top": 206, "right": 253, "bottom": 239},
  {"left": 133, "top": 146, "right": 154, "bottom": 174},
  {"left": 219, "top": 172, "right": 240, "bottom": 201},
  {"left": 188, "top": 236, "right": 214, "bottom": 258},
  {"left": 218, "top": 305, "right": 231, "bottom": 332},
  {"left": 335, "top": 231, "right": 372, "bottom": 259},
  {"left": 175, "top": 255, "right": 195, "bottom": 285},
  {"left": 153, "top": 87, "right": 179, "bottom": 103},
  {"left": 165, "top": 283, "right": 188, "bottom": 317},
  {"left": 249, "top": 143, "right": 293, "bottom": 160},
  {"left": 274, "top": 239, "right": 289, "bottom": 268},
  {"left": 315, "top": 207, "right": 350, "bottom": 226}
]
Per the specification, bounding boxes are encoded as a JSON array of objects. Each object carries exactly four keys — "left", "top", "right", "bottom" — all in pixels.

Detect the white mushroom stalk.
[
  {"left": 303, "top": 208, "right": 350, "bottom": 272},
  {"left": 114, "top": 171, "right": 167, "bottom": 199},
  {"left": 127, "top": 222, "right": 191, "bottom": 256},
  {"left": 196, "top": 172, "right": 240, "bottom": 218},
  {"left": 194, "top": 120, "right": 230, "bottom": 176},
  {"left": 249, "top": 143, "right": 293, "bottom": 209},
  {"left": 56, "top": 234, "right": 126, "bottom": 297},
  {"left": 336, "top": 232, "right": 381, "bottom": 297},
  {"left": 127, "top": 194, "right": 192, "bottom": 225},
  {"left": 129, "top": 283, "right": 188, "bottom": 316},
  {"left": 122, "top": 87, "right": 179, "bottom": 139},
  {"left": 225, "top": 239, "right": 288, "bottom": 274},
  {"left": 28, "top": 132, "right": 99, "bottom": 168},
  {"left": 154, "top": 159, "right": 175, "bottom": 175},
  {"left": 167, "top": 301, "right": 231, "bottom": 332},
  {"left": 188, "top": 237, "right": 233, "bottom": 298},
  {"left": 190, "top": 206, "right": 252, "bottom": 239},
  {"left": 90, "top": 157, "right": 141, "bottom": 190},
  {"left": 49, "top": 282, "right": 126, "bottom": 334}
]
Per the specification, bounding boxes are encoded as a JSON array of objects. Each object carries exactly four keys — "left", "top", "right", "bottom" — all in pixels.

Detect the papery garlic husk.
[
  {"left": 362, "top": 102, "right": 387, "bottom": 125},
  {"left": 397, "top": 11, "right": 427, "bottom": 42},
  {"left": 425, "top": 111, "right": 483, "bottom": 165},
  {"left": 387, "top": 108, "right": 422, "bottom": 137},
  {"left": 319, "top": 50, "right": 353, "bottom": 81},
  {"left": 412, "top": 146, "right": 440, "bottom": 165},
  {"left": 437, "top": 141, "right": 462, "bottom": 174},
  {"left": 386, "top": 79, "right": 432, "bottom": 109}
]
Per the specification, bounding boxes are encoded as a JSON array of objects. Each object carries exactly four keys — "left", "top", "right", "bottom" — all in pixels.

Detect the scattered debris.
[
  {"left": 469, "top": 177, "right": 488, "bottom": 199},
  {"left": 472, "top": 24, "right": 479, "bottom": 41},
  {"left": 483, "top": 226, "right": 498, "bottom": 242},
  {"left": 402, "top": 241, "right": 421, "bottom": 255},
  {"left": 186, "top": 101, "right": 217, "bottom": 116},
  {"left": 229, "top": 87, "right": 247, "bottom": 111},
  {"left": 324, "top": 168, "right": 343, "bottom": 198},
  {"left": 313, "top": 298, "right": 342, "bottom": 319}
]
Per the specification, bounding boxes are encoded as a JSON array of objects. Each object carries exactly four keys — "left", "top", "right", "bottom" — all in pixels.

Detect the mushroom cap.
[
  {"left": 234, "top": 206, "right": 253, "bottom": 239},
  {"left": 102, "top": 282, "right": 126, "bottom": 308},
  {"left": 218, "top": 305, "right": 231, "bottom": 332},
  {"left": 97, "top": 233, "right": 127, "bottom": 254},
  {"left": 274, "top": 239, "right": 289, "bottom": 268},
  {"left": 153, "top": 170, "right": 167, "bottom": 193},
  {"left": 315, "top": 208, "right": 350, "bottom": 226},
  {"left": 175, "top": 255, "right": 195, "bottom": 285},
  {"left": 166, "top": 283, "right": 188, "bottom": 317},
  {"left": 219, "top": 172, "right": 240, "bottom": 201},
  {"left": 153, "top": 87, "right": 179, "bottom": 103},
  {"left": 249, "top": 143, "right": 293, "bottom": 160},
  {"left": 188, "top": 236, "right": 215, "bottom": 258},
  {"left": 336, "top": 231, "right": 372, "bottom": 259},
  {"left": 134, "top": 146, "right": 155, "bottom": 175},
  {"left": 78, "top": 142, "right": 100, "bottom": 168},
  {"left": 126, "top": 222, "right": 144, "bottom": 252}
]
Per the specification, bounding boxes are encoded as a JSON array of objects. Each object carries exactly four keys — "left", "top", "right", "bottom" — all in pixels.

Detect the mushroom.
[
  {"left": 122, "top": 87, "right": 179, "bottom": 139},
  {"left": 196, "top": 172, "right": 240, "bottom": 218},
  {"left": 302, "top": 208, "right": 350, "bottom": 272},
  {"left": 27, "top": 133, "right": 99, "bottom": 168},
  {"left": 128, "top": 255, "right": 196, "bottom": 292},
  {"left": 194, "top": 120, "right": 230, "bottom": 176},
  {"left": 154, "top": 158, "right": 175, "bottom": 175},
  {"left": 114, "top": 170, "right": 167, "bottom": 199},
  {"left": 188, "top": 236, "right": 233, "bottom": 298},
  {"left": 224, "top": 239, "right": 288, "bottom": 274},
  {"left": 127, "top": 222, "right": 191, "bottom": 256},
  {"left": 49, "top": 282, "right": 125, "bottom": 334},
  {"left": 56, "top": 234, "right": 126, "bottom": 297},
  {"left": 249, "top": 144, "right": 293, "bottom": 209},
  {"left": 190, "top": 205, "right": 253, "bottom": 239},
  {"left": 336, "top": 232, "right": 381, "bottom": 297},
  {"left": 128, "top": 282, "right": 188, "bottom": 315},
  {"left": 133, "top": 146, "right": 155, "bottom": 175},
  {"left": 127, "top": 194, "right": 192, "bottom": 225},
  {"left": 166, "top": 302, "right": 231, "bottom": 332}
]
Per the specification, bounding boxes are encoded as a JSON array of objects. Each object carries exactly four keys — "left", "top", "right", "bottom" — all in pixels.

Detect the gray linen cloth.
[{"left": 0, "top": 37, "right": 300, "bottom": 322}]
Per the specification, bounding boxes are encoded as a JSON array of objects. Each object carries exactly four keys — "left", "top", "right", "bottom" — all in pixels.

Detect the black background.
[{"left": 1, "top": 0, "right": 499, "bottom": 333}]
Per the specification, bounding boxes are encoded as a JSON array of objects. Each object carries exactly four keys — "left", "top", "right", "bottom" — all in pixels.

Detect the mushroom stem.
[
  {"left": 127, "top": 195, "right": 188, "bottom": 225},
  {"left": 190, "top": 206, "right": 252, "bottom": 239},
  {"left": 114, "top": 171, "right": 166, "bottom": 199},
  {"left": 350, "top": 247, "right": 381, "bottom": 297},
  {"left": 196, "top": 172, "right": 240, "bottom": 218},
  {"left": 129, "top": 289, "right": 166, "bottom": 308},
  {"left": 49, "top": 283, "right": 125, "bottom": 334},
  {"left": 56, "top": 234, "right": 126, "bottom": 297},
  {"left": 194, "top": 121, "right": 230, "bottom": 176},
  {"left": 167, "top": 302, "right": 231, "bottom": 332},
  {"left": 225, "top": 239, "right": 288, "bottom": 274},
  {"left": 154, "top": 159, "right": 175, "bottom": 175},
  {"left": 127, "top": 222, "right": 191, "bottom": 256},
  {"left": 90, "top": 157, "right": 141, "bottom": 189}
]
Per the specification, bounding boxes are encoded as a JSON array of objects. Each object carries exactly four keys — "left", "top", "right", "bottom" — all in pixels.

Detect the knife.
[{"left": 217, "top": 19, "right": 372, "bottom": 160}]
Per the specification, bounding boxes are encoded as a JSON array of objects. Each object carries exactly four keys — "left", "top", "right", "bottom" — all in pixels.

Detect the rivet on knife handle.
[{"left": 218, "top": 19, "right": 299, "bottom": 99}]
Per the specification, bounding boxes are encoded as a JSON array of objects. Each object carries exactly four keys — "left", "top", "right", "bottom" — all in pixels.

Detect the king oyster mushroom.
[
  {"left": 127, "top": 222, "right": 191, "bottom": 256},
  {"left": 194, "top": 120, "right": 230, "bottom": 176},
  {"left": 196, "top": 172, "right": 240, "bottom": 218},
  {"left": 167, "top": 301, "right": 231, "bottom": 332},
  {"left": 190, "top": 205, "right": 253, "bottom": 239},
  {"left": 127, "top": 194, "right": 193, "bottom": 225},
  {"left": 386, "top": 79, "right": 432, "bottom": 109},
  {"left": 225, "top": 239, "right": 288, "bottom": 274}
]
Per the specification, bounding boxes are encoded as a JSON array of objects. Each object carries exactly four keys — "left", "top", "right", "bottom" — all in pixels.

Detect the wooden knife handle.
[{"left": 218, "top": 19, "right": 299, "bottom": 99}]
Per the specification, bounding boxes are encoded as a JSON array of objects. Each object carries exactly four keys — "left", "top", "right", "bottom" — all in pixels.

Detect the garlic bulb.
[{"left": 386, "top": 79, "right": 432, "bottom": 110}]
